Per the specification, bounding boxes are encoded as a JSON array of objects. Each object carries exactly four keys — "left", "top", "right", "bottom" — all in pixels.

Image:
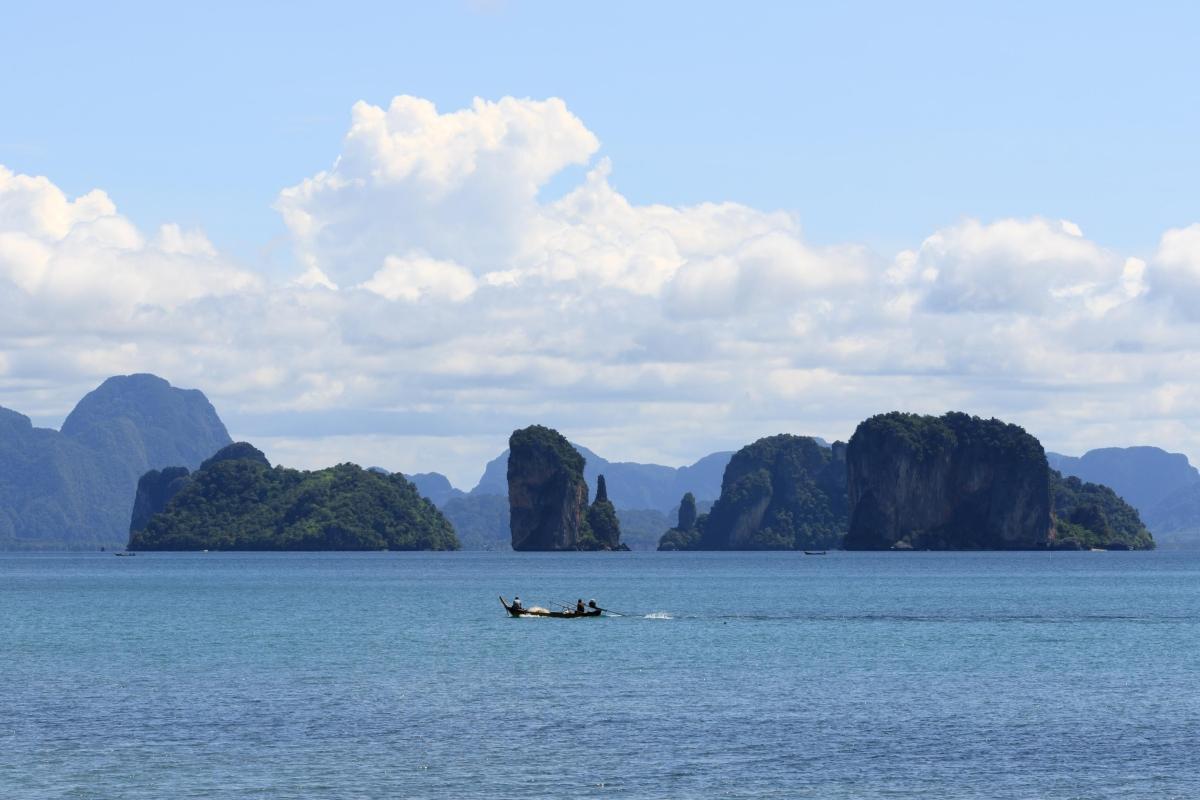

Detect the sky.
[{"left": 2, "top": 1, "right": 1200, "bottom": 487}]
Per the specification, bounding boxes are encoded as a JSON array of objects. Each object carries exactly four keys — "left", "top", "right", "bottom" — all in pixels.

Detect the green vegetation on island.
[
  {"left": 582, "top": 474, "right": 624, "bottom": 549},
  {"left": 659, "top": 435, "right": 847, "bottom": 550},
  {"left": 129, "top": 443, "right": 458, "bottom": 551},
  {"left": 1050, "top": 470, "right": 1154, "bottom": 550}
]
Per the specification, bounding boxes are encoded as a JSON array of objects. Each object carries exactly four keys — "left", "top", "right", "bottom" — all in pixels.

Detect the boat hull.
[{"left": 500, "top": 596, "right": 602, "bottom": 618}]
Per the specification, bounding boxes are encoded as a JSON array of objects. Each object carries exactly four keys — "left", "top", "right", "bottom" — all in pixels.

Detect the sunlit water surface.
[{"left": 3, "top": 550, "right": 1199, "bottom": 799}]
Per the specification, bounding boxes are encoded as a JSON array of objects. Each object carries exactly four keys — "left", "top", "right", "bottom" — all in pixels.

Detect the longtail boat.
[{"left": 500, "top": 596, "right": 602, "bottom": 618}]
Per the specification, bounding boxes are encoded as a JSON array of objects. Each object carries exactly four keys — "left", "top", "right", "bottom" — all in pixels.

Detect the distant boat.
[
  {"left": 499, "top": 596, "right": 602, "bottom": 618},
  {"left": 804, "top": 550, "right": 827, "bottom": 556},
  {"left": 1089, "top": 548, "right": 1106, "bottom": 552},
  {"left": 114, "top": 552, "right": 136, "bottom": 557}
]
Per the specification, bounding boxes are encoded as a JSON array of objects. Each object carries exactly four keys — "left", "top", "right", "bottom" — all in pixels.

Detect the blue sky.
[
  {"left": 2, "top": 2, "right": 1200, "bottom": 485},
  {"left": 7, "top": 2, "right": 1198, "bottom": 258}
]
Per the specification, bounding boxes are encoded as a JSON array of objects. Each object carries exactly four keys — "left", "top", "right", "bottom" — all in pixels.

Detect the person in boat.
[
  {"left": 575, "top": 599, "right": 585, "bottom": 614},
  {"left": 588, "top": 599, "right": 599, "bottom": 612},
  {"left": 512, "top": 596, "right": 523, "bottom": 612}
]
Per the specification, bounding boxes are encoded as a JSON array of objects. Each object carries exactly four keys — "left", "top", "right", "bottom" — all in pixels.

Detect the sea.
[{"left": 2, "top": 550, "right": 1198, "bottom": 799}]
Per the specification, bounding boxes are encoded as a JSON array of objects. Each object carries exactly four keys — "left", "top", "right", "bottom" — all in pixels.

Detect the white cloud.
[
  {"left": 275, "top": 98, "right": 866, "bottom": 312},
  {"left": 0, "top": 166, "right": 115, "bottom": 238},
  {"left": 3, "top": 96, "right": 1200, "bottom": 485},
  {"left": 360, "top": 252, "right": 477, "bottom": 303},
  {"left": 275, "top": 95, "right": 599, "bottom": 286},
  {"left": 902, "top": 217, "right": 1133, "bottom": 314},
  {"left": 0, "top": 165, "right": 258, "bottom": 317},
  {"left": 1150, "top": 223, "right": 1200, "bottom": 314}
]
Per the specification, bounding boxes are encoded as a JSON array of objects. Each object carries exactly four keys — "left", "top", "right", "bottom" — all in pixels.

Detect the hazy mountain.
[
  {"left": 0, "top": 374, "right": 232, "bottom": 549},
  {"left": 441, "top": 493, "right": 511, "bottom": 551},
  {"left": 1144, "top": 485, "right": 1200, "bottom": 546},
  {"left": 404, "top": 472, "right": 466, "bottom": 507},
  {"left": 1048, "top": 446, "right": 1200, "bottom": 546},
  {"left": 0, "top": 407, "right": 117, "bottom": 546},
  {"left": 1047, "top": 447, "right": 1200, "bottom": 511},
  {"left": 470, "top": 443, "right": 734, "bottom": 512}
]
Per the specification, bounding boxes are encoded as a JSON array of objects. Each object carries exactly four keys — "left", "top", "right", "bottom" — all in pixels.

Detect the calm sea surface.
[{"left": 2, "top": 550, "right": 1199, "bottom": 799}]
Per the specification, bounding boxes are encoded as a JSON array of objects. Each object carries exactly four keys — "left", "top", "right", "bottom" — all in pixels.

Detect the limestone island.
[
  {"left": 660, "top": 412, "right": 1153, "bottom": 551},
  {"left": 507, "top": 424, "right": 627, "bottom": 551},
  {"left": 845, "top": 412, "right": 1152, "bottom": 550},
  {"left": 659, "top": 434, "right": 846, "bottom": 551},
  {"left": 127, "top": 443, "right": 459, "bottom": 551}
]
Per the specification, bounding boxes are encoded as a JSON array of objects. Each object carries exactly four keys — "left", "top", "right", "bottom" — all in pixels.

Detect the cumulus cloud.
[
  {"left": 275, "top": 96, "right": 866, "bottom": 313},
  {"left": 897, "top": 217, "right": 1138, "bottom": 315},
  {"left": 1150, "top": 223, "right": 1200, "bottom": 314},
  {"left": 275, "top": 95, "right": 600, "bottom": 287},
  {"left": 360, "top": 252, "right": 477, "bottom": 303},
  {"left": 0, "top": 165, "right": 258, "bottom": 319},
  {"left": 2, "top": 96, "right": 1200, "bottom": 485}
]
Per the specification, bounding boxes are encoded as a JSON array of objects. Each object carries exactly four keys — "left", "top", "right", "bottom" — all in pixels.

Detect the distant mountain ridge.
[
  {"left": 470, "top": 443, "right": 737, "bottom": 511},
  {"left": 1048, "top": 446, "right": 1200, "bottom": 546},
  {"left": 404, "top": 472, "right": 466, "bottom": 507},
  {"left": 0, "top": 374, "right": 232, "bottom": 549}
]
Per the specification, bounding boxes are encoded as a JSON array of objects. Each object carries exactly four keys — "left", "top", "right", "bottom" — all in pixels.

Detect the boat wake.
[{"left": 643, "top": 611, "right": 673, "bottom": 619}]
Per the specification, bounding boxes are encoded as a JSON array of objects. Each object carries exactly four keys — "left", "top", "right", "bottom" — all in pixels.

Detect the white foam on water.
[{"left": 644, "top": 612, "right": 673, "bottom": 619}]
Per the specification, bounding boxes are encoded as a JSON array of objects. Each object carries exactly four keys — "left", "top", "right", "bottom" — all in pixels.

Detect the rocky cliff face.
[
  {"left": 844, "top": 412, "right": 1051, "bottom": 550},
  {"left": 129, "top": 467, "right": 193, "bottom": 534},
  {"left": 694, "top": 434, "right": 847, "bottom": 550},
  {"left": 507, "top": 425, "right": 591, "bottom": 551}
]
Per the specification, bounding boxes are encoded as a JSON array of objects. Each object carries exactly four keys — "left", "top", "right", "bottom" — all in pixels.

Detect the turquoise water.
[{"left": 2, "top": 550, "right": 1199, "bottom": 799}]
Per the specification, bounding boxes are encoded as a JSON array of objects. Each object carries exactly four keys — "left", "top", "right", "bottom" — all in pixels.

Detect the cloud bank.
[{"left": 2, "top": 97, "right": 1198, "bottom": 486}]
